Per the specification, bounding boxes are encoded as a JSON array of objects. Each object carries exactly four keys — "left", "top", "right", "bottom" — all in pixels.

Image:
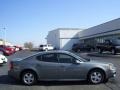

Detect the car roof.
[
  {"left": 37, "top": 50, "right": 71, "bottom": 56},
  {"left": 37, "top": 50, "right": 70, "bottom": 55}
]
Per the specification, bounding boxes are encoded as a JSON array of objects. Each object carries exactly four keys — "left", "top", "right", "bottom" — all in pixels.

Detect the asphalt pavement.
[{"left": 0, "top": 50, "right": 120, "bottom": 90}]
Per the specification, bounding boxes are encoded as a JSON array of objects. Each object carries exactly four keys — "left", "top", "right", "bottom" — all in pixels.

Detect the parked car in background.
[
  {"left": 72, "top": 43, "right": 95, "bottom": 52},
  {"left": 39, "top": 44, "right": 54, "bottom": 51},
  {"left": 0, "top": 45, "right": 15, "bottom": 56},
  {"left": 96, "top": 39, "right": 120, "bottom": 54},
  {"left": 0, "top": 54, "right": 8, "bottom": 65},
  {"left": 13, "top": 46, "right": 23, "bottom": 52},
  {"left": 8, "top": 50, "right": 116, "bottom": 85}
]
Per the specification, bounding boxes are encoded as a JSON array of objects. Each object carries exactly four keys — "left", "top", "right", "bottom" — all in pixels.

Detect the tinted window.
[
  {"left": 57, "top": 53, "right": 75, "bottom": 63},
  {"left": 112, "top": 39, "right": 120, "bottom": 45},
  {"left": 48, "top": 45, "right": 52, "bottom": 47},
  {"left": 41, "top": 53, "right": 58, "bottom": 63},
  {"left": 44, "top": 45, "right": 47, "bottom": 47},
  {"left": 36, "top": 55, "right": 42, "bottom": 61},
  {"left": 40, "top": 45, "right": 43, "bottom": 47}
]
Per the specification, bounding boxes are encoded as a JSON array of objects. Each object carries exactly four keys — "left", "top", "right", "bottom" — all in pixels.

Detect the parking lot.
[{"left": 0, "top": 50, "right": 120, "bottom": 90}]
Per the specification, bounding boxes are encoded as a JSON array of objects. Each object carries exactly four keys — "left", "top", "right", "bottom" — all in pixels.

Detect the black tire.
[
  {"left": 88, "top": 69, "right": 105, "bottom": 84},
  {"left": 98, "top": 49, "right": 102, "bottom": 54},
  {"left": 74, "top": 49, "right": 77, "bottom": 52},
  {"left": 77, "top": 49, "right": 80, "bottom": 52},
  {"left": 45, "top": 48, "right": 48, "bottom": 51},
  {"left": 111, "top": 49, "right": 116, "bottom": 55},
  {"left": 103, "top": 78, "right": 108, "bottom": 83},
  {"left": 21, "top": 71, "right": 37, "bottom": 85}
]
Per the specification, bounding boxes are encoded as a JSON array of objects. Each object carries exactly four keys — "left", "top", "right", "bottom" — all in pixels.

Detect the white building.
[
  {"left": 47, "top": 28, "right": 83, "bottom": 50},
  {"left": 79, "top": 18, "right": 120, "bottom": 46},
  {"left": 47, "top": 18, "right": 120, "bottom": 50},
  {"left": 0, "top": 39, "right": 13, "bottom": 46}
]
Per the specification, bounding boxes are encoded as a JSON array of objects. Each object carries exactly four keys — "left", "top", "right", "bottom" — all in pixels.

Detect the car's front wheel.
[
  {"left": 88, "top": 69, "right": 105, "bottom": 84},
  {"left": 21, "top": 71, "right": 37, "bottom": 85}
]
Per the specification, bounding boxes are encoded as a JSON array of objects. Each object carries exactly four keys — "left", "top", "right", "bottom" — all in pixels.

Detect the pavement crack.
[
  {"left": 114, "top": 83, "right": 120, "bottom": 89},
  {"left": 104, "top": 84, "right": 114, "bottom": 90}
]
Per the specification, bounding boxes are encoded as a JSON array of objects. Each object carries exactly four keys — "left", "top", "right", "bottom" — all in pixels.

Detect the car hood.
[{"left": 87, "top": 60, "right": 111, "bottom": 65}]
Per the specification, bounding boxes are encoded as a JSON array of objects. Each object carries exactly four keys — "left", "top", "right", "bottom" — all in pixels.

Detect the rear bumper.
[
  {"left": 4, "top": 52, "right": 13, "bottom": 56},
  {"left": 8, "top": 70, "right": 20, "bottom": 80}
]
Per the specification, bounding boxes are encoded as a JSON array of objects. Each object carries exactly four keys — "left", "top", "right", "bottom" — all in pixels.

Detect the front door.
[{"left": 57, "top": 53, "right": 85, "bottom": 80}]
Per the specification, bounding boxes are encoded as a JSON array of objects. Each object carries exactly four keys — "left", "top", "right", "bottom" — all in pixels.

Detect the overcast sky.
[{"left": 0, "top": 0, "right": 120, "bottom": 46}]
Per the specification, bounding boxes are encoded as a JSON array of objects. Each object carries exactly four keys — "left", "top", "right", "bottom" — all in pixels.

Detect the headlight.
[
  {"left": 109, "top": 63, "right": 115, "bottom": 70},
  {"left": 0, "top": 60, "right": 3, "bottom": 63}
]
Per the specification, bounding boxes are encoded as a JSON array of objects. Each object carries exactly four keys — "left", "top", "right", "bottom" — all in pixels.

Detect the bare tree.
[{"left": 24, "top": 42, "right": 34, "bottom": 50}]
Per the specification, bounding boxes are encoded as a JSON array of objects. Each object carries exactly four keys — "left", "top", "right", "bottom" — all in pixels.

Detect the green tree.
[{"left": 24, "top": 42, "right": 34, "bottom": 50}]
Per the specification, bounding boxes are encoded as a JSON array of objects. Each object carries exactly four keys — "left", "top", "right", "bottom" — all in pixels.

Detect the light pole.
[{"left": 2, "top": 27, "right": 6, "bottom": 46}]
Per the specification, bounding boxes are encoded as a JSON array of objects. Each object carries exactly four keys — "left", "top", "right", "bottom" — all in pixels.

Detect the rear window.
[
  {"left": 40, "top": 45, "right": 43, "bottom": 47},
  {"left": 48, "top": 45, "right": 52, "bottom": 47}
]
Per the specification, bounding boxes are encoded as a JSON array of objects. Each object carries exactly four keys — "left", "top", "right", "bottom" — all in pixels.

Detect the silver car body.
[{"left": 8, "top": 51, "right": 116, "bottom": 81}]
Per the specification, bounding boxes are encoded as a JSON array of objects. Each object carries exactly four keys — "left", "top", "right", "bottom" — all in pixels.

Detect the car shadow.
[
  {"left": 36, "top": 80, "right": 90, "bottom": 86},
  {"left": 0, "top": 75, "right": 92, "bottom": 86},
  {"left": 0, "top": 75, "right": 21, "bottom": 85}
]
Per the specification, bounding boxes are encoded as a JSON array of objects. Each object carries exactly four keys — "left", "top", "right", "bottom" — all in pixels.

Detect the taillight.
[{"left": 9, "top": 62, "right": 14, "bottom": 70}]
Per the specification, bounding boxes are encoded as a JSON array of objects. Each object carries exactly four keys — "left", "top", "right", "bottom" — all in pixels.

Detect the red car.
[{"left": 0, "top": 45, "right": 15, "bottom": 56}]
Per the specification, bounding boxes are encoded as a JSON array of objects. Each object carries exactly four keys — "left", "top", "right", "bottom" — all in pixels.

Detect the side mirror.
[
  {"left": 73, "top": 60, "right": 81, "bottom": 64},
  {"left": 86, "top": 58, "right": 90, "bottom": 61}
]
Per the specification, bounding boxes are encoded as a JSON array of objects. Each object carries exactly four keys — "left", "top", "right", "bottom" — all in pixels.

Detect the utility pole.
[{"left": 2, "top": 27, "right": 6, "bottom": 46}]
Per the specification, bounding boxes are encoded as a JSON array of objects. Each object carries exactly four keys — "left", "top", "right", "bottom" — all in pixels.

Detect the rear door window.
[{"left": 41, "top": 53, "right": 58, "bottom": 63}]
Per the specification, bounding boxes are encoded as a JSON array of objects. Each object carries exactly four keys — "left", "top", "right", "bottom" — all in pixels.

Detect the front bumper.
[
  {"left": 107, "top": 69, "right": 116, "bottom": 79},
  {"left": 0, "top": 61, "right": 3, "bottom": 65},
  {"left": 0, "top": 63, "right": 3, "bottom": 65}
]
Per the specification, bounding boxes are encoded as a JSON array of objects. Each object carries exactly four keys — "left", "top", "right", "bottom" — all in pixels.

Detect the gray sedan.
[{"left": 8, "top": 50, "right": 116, "bottom": 85}]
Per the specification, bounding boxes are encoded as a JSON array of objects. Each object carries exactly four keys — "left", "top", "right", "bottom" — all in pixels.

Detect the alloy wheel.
[
  {"left": 89, "top": 70, "right": 104, "bottom": 84},
  {"left": 22, "top": 72, "right": 36, "bottom": 85}
]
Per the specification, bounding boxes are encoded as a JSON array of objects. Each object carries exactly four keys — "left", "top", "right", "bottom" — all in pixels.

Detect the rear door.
[{"left": 36, "top": 53, "right": 61, "bottom": 79}]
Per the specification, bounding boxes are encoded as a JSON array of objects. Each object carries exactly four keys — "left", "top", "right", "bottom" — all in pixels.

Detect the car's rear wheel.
[
  {"left": 98, "top": 49, "right": 102, "bottom": 54},
  {"left": 111, "top": 49, "right": 116, "bottom": 55},
  {"left": 88, "top": 69, "right": 105, "bottom": 84},
  {"left": 21, "top": 71, "right": 37, "bottom": 85},
  {"left": 45, "top": 48, "right": 48, "bottom": 51}
]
